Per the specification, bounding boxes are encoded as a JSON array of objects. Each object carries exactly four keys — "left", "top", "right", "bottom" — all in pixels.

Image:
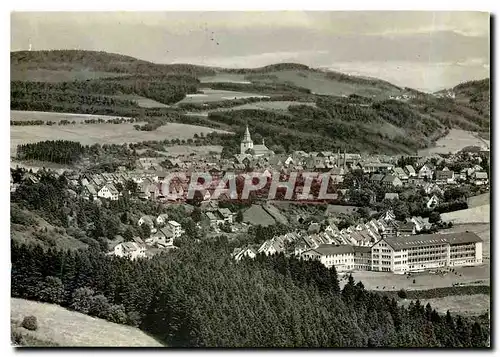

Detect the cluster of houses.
[
  {"left": 25, "top": 126, "right": 484, "bottom": 208},
  {"left": 110, "top": 215, "right": 183, "bottom": 261},
  {"left": 388, "top": 93, "right": 417, "bottom": 101},
  {"left": 233, "top": 209, "right": 483, "bottom": 274},
  {"left": 369, "top": 163, "right": 488, "bottom": 189}
]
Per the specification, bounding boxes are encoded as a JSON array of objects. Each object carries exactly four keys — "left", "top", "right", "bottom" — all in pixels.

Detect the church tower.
[{"left": 240, "top": 125, "right": 254, "bottom": 154}]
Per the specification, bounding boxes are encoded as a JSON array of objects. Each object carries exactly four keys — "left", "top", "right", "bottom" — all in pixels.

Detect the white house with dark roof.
[
  {"left": 405, "top": 165, "right": 417, "bottom": 177},
  {"left": 113, "top": 242, "right": 146, "bottom": 261},
  {"left": 393, "top": 167, "right": 409, "bottom": 180},
  {"left": 156, "top": 213, "right": 169, "bottom": 226},
  {"left": 97, "top": 183, "right": 119, "bottom": 201},
  {"left": 232, "top": 247, "right": 258, "bottom": 261},
  {"left": 472, "top": 171, "right": 488, "bottom": 185},
  {"left": 418, "top": 164, "right": 434, "bottom": 180},
  {"left": 167, "top": 220, "right": 182, "bottom": 238}
]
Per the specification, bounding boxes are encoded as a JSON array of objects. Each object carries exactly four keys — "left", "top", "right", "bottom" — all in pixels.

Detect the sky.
[{"left": 11, "top": 11, "right": 490, "bottom": 92}]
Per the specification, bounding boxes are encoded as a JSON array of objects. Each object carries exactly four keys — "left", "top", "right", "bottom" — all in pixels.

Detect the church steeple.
[
  {"left": 243, "top": 125, "right": 252, "bottom": 143},
  {"left": 240, "top": 124, "right": 254, "bottom": 154}
]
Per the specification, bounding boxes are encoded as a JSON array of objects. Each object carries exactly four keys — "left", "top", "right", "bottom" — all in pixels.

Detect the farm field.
[
  {"left": 199, "top": 73, "right": 251, "bottom": 84},
  {"left": 440, "top": 205, "right": 490, "bottom": 224},
  {"left": 248, "top": 70, "right": 402, "bottom": 97},
  {"left": 11, "top": 122, "right": 232, "bottom": 155},
  {"left": 215, "top": 100, "right": 316, "bottom": 112},
  {"left": 176, "top": 88, "right": 270, "bottom": 104},
  {"left": 185, "top": 101, "right": 316, "bottom": 117},
  {"left": 10, "top": 68, "right": 126, "bottom": 82},
  {"left": 399, "top": 294, "right": 490, "bottom": 316},
  {"left": 467, "top": 193, "right": 490, "bottom": 208},
  {"left": 11, "top": 298, "right": 163, "bottom": 347},
  {"left": 418, "top": 129, "right": 491, "bottom": 155},
  {"left": 11, "top": 110, "right": 131, "bottom": 122}
]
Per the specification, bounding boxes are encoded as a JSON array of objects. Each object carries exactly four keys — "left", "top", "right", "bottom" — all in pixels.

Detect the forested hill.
[
  {"left": 11, "top": 50, "right": 217, "bottom": 77},
  {"left": 10, "top": 50, "right": 490, "bottom": 154},
  {"left": 10, "top": 50, "right": 401, "bottom": 94},
  {"left": 450, "top": 79, "right": 490, "bottom": 118},
  {"left": 11, "top": 238, "right": 490, "bottom": 347}
]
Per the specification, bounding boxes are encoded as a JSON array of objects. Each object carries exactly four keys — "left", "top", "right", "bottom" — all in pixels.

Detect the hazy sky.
[{"left": 11, "top": 11, "right": 490, "bottom": 91}]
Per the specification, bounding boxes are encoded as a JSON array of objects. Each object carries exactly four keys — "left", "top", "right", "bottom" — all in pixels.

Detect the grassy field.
[
  {"left": 467, "top": 193, "right": 490, "bottom": 208},
  {"left": 11, "top": 298, "right": 164, "bottom": 347},
  {"left": 399, "top": 294, "right": 490, "bottom": 316},
  {"left": 11, "top": 122, "right": 232, "bottom": 155},
  {"left": 344, "top": 223, "right": 490, "bottom": 291},
  {"left": 176, "top": 88, "right": 270, "bottom": 104},
  {"left": 11, "top": 110, "right": 131, "bottom": 122},
  {"left": 10, "top": 68, "right": 126, "bottom": 82},
  {"left": 418, "top": 129, "right": 491, "bottom": 155},
  {"left": 440, "top": 205, "right": 490, "bottom": 224},
  {"left": 185, "top": 101, "right": 316, "bottom": 117},
  {"left": 216, "top": 100, "right": 316, "bottom": 112},
  {"left": 247, "top": 70, "right": 403, "bottom": 97}
]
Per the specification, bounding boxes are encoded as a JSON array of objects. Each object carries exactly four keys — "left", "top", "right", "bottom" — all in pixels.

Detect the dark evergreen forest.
[{"left": 11, "top": 239, "right": 490, "bottom": 348}]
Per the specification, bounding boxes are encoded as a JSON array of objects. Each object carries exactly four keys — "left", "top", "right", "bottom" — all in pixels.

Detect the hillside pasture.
[
  {"left": 11, "top": 121, "right": 232, "bottom": 155},
  {"left": 248, "top": 70, "right": 402, "bottom": 97},
  {"left": 399, "top": 294, "right": 490, "bottom": 316},
  {"left": 11, "top": 110, "right": 131, "bottom": 123},
  {"left": 11, "top": 298, "right": 164, "bottom": 347},
  {"left": 10, "top": 68, "right": 126, "bottom": 82},
  {"left": 186, "top": 101, "right": 316, "bottom": 117},
  {"left": 440, "top": 205, "right": 490, "bottom": 224},
  {"left": 467, "top": 193, "right": 490, "bottom": 208},
  {"left": 418, "top": 129, "right": 491, "bottom": 155},
  {"left": 176, "top": 88, "right": 270, "bottom": 104},
  {"left": 216, "top": 100, "right": 316, "bottom": 112}
]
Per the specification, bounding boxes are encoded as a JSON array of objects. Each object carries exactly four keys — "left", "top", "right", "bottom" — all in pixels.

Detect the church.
[{"left": 240, "top": 125, "right": 274, "bottom": 157}]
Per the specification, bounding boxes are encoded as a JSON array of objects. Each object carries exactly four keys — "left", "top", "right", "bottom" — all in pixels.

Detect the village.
[{"left": 10, "top": 125, "right": 490, "bottom": 274}]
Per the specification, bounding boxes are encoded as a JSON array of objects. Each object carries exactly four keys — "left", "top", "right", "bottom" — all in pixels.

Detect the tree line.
[
  {"left": 16, "top": 140, "right": 88, "bottom": 164},
  {"left": 10, "top": 238, "right": 490, "bottom": 347}
]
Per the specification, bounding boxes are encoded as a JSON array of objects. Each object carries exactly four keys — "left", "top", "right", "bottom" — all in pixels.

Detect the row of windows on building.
[{"left": 450, "top": 252, "right": 476, "bottom": 259}]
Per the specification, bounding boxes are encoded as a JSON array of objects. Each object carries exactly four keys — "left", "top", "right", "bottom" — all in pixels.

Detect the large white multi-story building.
[
  {"left": 301, "top": 245, "right": 372, "bottom": 272},
  {"left": 373, "top": 232, "right": 483, "bottom": 273},
  {"left": 300, "top": 231, "right": 483, "bottom": 274}
]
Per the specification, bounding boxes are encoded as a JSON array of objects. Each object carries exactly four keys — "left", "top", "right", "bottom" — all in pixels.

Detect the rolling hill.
[
  {"left": 11, "top": 298, "right": 164, "bottom": 347},
  {"left": 10, "top": 50, "right": 490, "bottom": 154}
]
